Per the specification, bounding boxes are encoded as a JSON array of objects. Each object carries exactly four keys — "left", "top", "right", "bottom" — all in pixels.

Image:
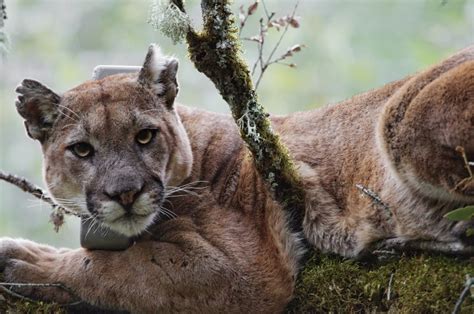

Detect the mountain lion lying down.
[{"left": 0, "top": 45, "right": 473, "bottom": 312}]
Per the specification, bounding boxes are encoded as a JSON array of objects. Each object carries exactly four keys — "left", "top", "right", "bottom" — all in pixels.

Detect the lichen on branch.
[
  {"left": 149, "top": 0, "right": 190, "bottom": 44},
  {"left": 159, "top": 0, "right": 306, "bottom": 228}
]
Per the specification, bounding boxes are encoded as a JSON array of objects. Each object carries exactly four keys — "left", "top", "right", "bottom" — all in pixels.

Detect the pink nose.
[
  {"left": 104, "top": 187, "right": 143, "bottom": 212},
  {"left": 119, "top": 190, "right": 141, "bottom": 207}
]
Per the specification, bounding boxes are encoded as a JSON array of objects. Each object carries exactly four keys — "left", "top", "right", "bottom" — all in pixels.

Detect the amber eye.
[
  {"left": 136, "top": 129, "right": 157, "bottom": 145},
  {"left": 70, "top": 143, "right": 93, "bottom": 158}
]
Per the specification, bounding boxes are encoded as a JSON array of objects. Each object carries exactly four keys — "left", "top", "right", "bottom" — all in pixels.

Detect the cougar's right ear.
[
  {"left": 138, "top": 44, "right": 179, "bottom": 109},
  {"left": 15, "top": 79, "right": 61, "bottom": 142}
]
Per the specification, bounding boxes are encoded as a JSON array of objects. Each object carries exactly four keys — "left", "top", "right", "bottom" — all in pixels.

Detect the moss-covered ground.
[
  {"left": 288, "top": 252, "right": 474, "bottom": 313},
  {"left": 1, "top": 252, "right": 473, "bottom": 313}
]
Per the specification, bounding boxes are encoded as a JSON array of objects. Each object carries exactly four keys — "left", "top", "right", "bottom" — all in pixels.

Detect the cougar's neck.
[{"left": 175, "top": 104, "right": 245, "bottom": 201}]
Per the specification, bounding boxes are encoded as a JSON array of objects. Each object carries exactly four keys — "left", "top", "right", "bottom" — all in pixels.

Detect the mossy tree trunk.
[{"left": 169, "top": 0, "right": 306, "bottom": 228}]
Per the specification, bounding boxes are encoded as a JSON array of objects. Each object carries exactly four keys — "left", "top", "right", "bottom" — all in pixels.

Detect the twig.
[
  {"left": 456, "top": 146, "right": 473, "bottom": 178},
  {"left": 452, "top": 275, "right": 474, "bottom": 314},
  {"left": 355, "top": 184, "right": 391, "bottom": 214},
  {"left": 0, "top": 170, "right": 81, "bottom": 231},
  {"left": 0, "top": 170, "right": 56, "bottom": 207},
  {"left": 238, "top": 1, "right": 261, "bottom": 37},
  {"left": 0, "top": 282, "right": 83, "bottom": 307},
  {"left": 254, "top": 0, "right": 300, "bottom": 90},
  {"left": 387, "top": 272, "right": 395, "bottom": 301},
  {"left": 453, "top": 146, "right": 473, "bottom": 193},
  {"left": 0, "top": 285, "right": 38, "bottom": 304},
  {"left": 261, "top": 0, "right": 272, "bottom": 22},
  {"left": 376, "top": 238, "right": 474, "bottom": 256},
  {"left": 252, "top": 18, "right": 266, "bottom": 76},
  {"left": 456, "top": 146, "right": 474, "bottom": 178}
]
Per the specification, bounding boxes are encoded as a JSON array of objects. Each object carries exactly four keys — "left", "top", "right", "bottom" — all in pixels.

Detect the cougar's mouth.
[
  {"left": 104, "top": 212, "right": 157, "bottom": 237},
  {"left": 97, "top": 193, "right": 161, "bottom": 236}
]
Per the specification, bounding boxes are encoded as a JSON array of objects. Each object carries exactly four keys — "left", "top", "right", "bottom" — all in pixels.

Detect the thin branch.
[
  {"left": 387, "top": 272, "right": 395, "bottom": 301},
  {"left": 0, "top": 170, "right": 56, "bottom": 207},
  {"left": 456, "top": 146, "right": 473, "bottom": 178},
  {"left": 274, "top": 61, "right": 296, "bottom": 68},
  {"left": 453, "top": 146, "right": 473, "bottom": 193},
  {"left": 375, "top": 238, "right": 474, "bottom": 256},
  {"left": 0, "top": 170, "right": 78, "bottom": 217},
  {"left": 251, "top": 18, "right": 266, "bottom": 76},
  {"left": 452, "top": 276, "right": 474, "bottom": 314},
  {"left": 266, "top": 0, "right": 300, "bottom": 65},
  {"left": 355, "top": 184, "right": 391, "bottom": 214},
  {"left": 0, "top": 282, "right": 83, "bottom": 307},
  {"left": 0, "top": 285, "right": 38, "bottom": 304},
  {"left": 261, "top": 0, "right": 272, "bottom": 22},
  {"left": 0, "top": 170, "right": 82, "bottom": 231},
  {"left": 254, "top": 0, "right": 300, "bottom": 90}
]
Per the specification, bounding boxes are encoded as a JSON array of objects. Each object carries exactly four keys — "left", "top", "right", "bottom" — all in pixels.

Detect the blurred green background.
[{"left": 0, "top": 0, "right": 473, "bottom": 248}]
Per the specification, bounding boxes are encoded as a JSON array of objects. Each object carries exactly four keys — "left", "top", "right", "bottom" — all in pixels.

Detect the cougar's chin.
[
  {"left": 98, "top": 193, "right": 162, "bottom": 236},
  {"left": 104, "top": 212, "right": 157, "bottom": 237}
]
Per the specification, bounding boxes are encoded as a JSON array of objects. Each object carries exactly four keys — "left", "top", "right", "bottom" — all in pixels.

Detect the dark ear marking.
[
  {"left": 138, "top": 44, "right": 179, "bottom": 109},
  {"left": 15, "top": 79, "right": 61, "bottom": 142}
]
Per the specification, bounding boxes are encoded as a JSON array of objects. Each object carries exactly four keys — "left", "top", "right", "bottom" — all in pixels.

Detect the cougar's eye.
[
  {"left": 136, "top": 129, "right": 157, "bottom": 145},
  {"left": 69, "top": 143, "right": 94, "bottom": 158}
]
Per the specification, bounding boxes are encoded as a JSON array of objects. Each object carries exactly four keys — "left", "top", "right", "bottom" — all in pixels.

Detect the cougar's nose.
[{"left": 104, "top": 180, "right": 144, "bottom": 212}]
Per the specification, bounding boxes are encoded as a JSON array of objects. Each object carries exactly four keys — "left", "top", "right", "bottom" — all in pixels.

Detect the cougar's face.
[{"left": 16, "top": 45, "right": 192, "bottom": 236}]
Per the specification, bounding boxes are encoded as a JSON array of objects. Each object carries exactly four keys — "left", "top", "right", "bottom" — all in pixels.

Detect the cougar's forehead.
[
  {"left": 63, "top": 74, "right": 154, "bottom": 111},
  {"left": 56, "top": 75, "right": 164, "bottom": 140}
]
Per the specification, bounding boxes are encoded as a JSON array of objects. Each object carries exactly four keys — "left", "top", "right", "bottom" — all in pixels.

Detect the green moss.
[
  {"left": 0, "top": 296, "right": 64, "bottom": 313},
  {"left": 287, "top": 252, "right": 474, "bottom": 313},
  {"left": 2, "top": 253, "right": 473, "bottom": 312}
]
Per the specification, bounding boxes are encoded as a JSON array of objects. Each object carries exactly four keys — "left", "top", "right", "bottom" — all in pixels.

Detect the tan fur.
[{"left": 1, "top": 45, "right": 473, "bottom": 312}]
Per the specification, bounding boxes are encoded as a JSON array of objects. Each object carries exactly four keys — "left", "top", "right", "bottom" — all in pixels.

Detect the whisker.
[
  {"left": 60, "top": 123, "right": 79, "bottom": 131},
  {"left": 56, "top": 104, "right": 81, "bottom": 121},
  {"left": 57, "top": 108, "right": 78, "bottom": 123},
  {"left": 140, "top": 108, "right": 162, "bottom": 115}
]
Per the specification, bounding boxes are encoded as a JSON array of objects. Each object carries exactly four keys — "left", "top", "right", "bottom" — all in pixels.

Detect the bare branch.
[
  {"left": 453, "top": 146, "right": 473, "bottom": 193},
  {"left": 261, "top": 0, "right": 273, "bottom": 22},
  {"left": 456, "top": 146, "right": 473, "bottom": 178},
  {"left": 254, "top": 0, "right": 300, "bottom": 90},
  {"left": 452, "top": 276, "right": 474, "bottom": 314},
  {"left": 0, "top": 282, "right": 83, "bottom": 307},
  {"left": 268, "top": 44, "right": 305, "bottom": 66},
  {"left": 387, "top": 272, "right": 395, "bottom": 301},
  {"left": 0, "top": 170, "right": 80, "bottom": 231},
  {"left": 0, "top": 170, "right": 55, "bottom": 207},
  {"left": 238, "top": 1, "right": 259, "bottom": 36},
  {"left": 355, "top": 184, "right": 391, "bottom": 214}
]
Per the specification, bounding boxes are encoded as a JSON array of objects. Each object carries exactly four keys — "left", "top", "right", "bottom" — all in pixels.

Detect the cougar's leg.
[
  {"left": 302, "top": 184, "right": 384, "bottom": 258},
  {"left": 0, "top": 217, "right": 278, "bottom": 313}
]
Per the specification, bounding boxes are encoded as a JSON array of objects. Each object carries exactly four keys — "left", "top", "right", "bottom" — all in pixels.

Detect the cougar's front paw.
[
  {"left": 0, "top": 237, "right": 74, "bottom": 304},
  {"left": 0, "top": 237, "right": 33, "bottom": 272}
]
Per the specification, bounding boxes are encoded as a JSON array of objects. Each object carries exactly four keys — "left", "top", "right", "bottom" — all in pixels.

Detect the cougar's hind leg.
[{"left": 303, "top": 185, "right": 383, "bottom": 258}]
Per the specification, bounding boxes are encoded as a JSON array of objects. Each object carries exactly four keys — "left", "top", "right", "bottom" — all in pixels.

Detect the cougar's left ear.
[
  {"left": 15, "top": 79, "right": 61, "bottom": 142},
  {"left": 138, "top": 44, "right": 179, "bottom": 109}
]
